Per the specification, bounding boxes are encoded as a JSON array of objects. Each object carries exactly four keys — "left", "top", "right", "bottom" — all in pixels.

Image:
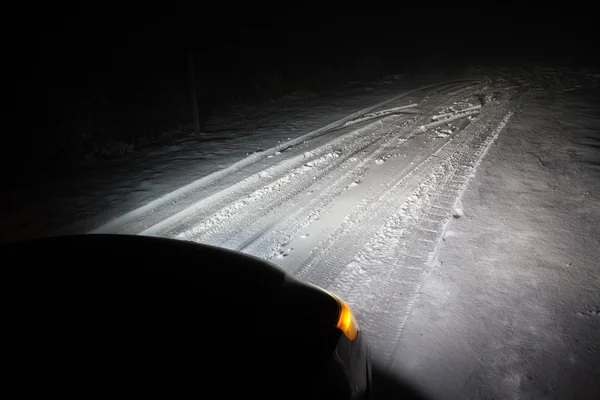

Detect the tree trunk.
[{"left": 188, "top": 52, "right": 201, "bottom": 138}]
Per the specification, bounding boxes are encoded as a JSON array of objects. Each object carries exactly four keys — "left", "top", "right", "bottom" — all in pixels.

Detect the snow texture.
[
  {"left": 392, "top": 77, "right": 600, "bottom": 400},
  {"left": 3, "top": 67, "right": 600, "bottom": 399}
]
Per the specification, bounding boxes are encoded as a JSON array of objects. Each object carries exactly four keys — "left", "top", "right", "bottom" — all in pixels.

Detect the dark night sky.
[
  {"left": 23, "top": 5, "right": 596, "bottom": 96},
  {"left": 18, "top": 4, "right": 599, "bottom": 90},
  {"left": 5, "top": 2, "right": 598, "bottom": 181},
  {"left": 9, "top": 3, "right": 596, "bottom": 109}
]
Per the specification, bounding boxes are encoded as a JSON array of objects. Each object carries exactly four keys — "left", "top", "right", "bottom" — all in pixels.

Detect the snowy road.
[
  {"left": 5, "top": 66, "right": 599, "bottom": 398},
  {"left": 94, "top": 77, "right": 522, "bottom": 367}
]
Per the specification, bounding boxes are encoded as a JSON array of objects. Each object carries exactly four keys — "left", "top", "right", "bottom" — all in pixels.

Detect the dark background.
[{"left": 5, "top": 2, "right": 598, "bottom": 186}]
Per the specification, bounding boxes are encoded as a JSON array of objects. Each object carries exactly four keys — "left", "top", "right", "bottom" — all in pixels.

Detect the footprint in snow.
[
  {"left": 276, "top": 247, "right": 294, "bottom": 258},
  {"left": 452, "top": 199, "right": 464, "bottom": 218},
  {"left": 436, "top": 128, "right": 452, "bottom": 138}
]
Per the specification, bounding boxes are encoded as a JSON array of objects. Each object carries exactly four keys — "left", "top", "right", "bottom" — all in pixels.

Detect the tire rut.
[
  {"left": 152, "top": 81, "right": 486, "bottom": 242},
  {"left": 326, "top": 106, "right": 517, "bottom": 367}
]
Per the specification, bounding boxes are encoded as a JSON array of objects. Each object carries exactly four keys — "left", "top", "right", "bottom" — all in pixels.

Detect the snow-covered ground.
[
  {"left": 393, "top": 80, "right": 600, "bottom": 399},
  {"left": 1, "top": 74, "right": 437, "bottom": 243},
  {"left": 3, "top": 66, "right": 599, "bottom": 399}
]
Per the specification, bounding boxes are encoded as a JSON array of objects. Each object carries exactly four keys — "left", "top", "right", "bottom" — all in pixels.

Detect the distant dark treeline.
[{"left": 11, "top": 12, "right": 421, "bottom": 179}]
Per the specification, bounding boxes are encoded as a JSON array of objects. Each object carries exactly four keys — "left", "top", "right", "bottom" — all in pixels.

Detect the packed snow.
[
  {"left": 1, "top": 75, "right": 431, "bottom": 243},
  {"left": 3, "top": 66, "right": 599, "bottom": 399},
  {"left": 393, "top": 86, "right": 600, "bottom": 399}
]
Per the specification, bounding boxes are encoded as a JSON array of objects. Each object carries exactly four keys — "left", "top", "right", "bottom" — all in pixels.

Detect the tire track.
[
  {"left": 147, "top": 81, "right": 485, "bottom": 240},
  {"left": 269, "top": 83, "right": 491, "bottom": 276},
  {"left": 290, "top": 123, "right": 463, "bottom": 284},
  {"left": 155, "top": 115, "right": 411, "bottom": 239},
  {"left": 192, "top": 82, "right": 486, "bottom": 255},
  {"left": 220, "top": 116, "right": 414, "bottom": 250},
  {"left": 236, "top": 85, "right": 484, "bottom": 260},
  {"left": 92, "top": 79, "right": 476, "bottom": 235},
  {"left": 326, "top": 107, "right": 516, "bottom": 367}
]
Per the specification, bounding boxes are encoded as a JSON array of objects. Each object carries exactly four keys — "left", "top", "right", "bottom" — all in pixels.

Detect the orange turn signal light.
[{"left": 336, "top": 299, "right": 358, "bottom": 341}]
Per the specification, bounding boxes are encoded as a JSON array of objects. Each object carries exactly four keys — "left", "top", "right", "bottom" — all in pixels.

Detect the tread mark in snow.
[
  {"left": 218, "top": 84, "right": 488, "bottom": 255},
  {"left": 286, "top": 85, "right": 494, "bottom": 281},
  {"left": 91, "top": 79, "right": 480, "bottom": 235},
  {"left": 327, "top": 112, "right": 514, "bottom": 367}
]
